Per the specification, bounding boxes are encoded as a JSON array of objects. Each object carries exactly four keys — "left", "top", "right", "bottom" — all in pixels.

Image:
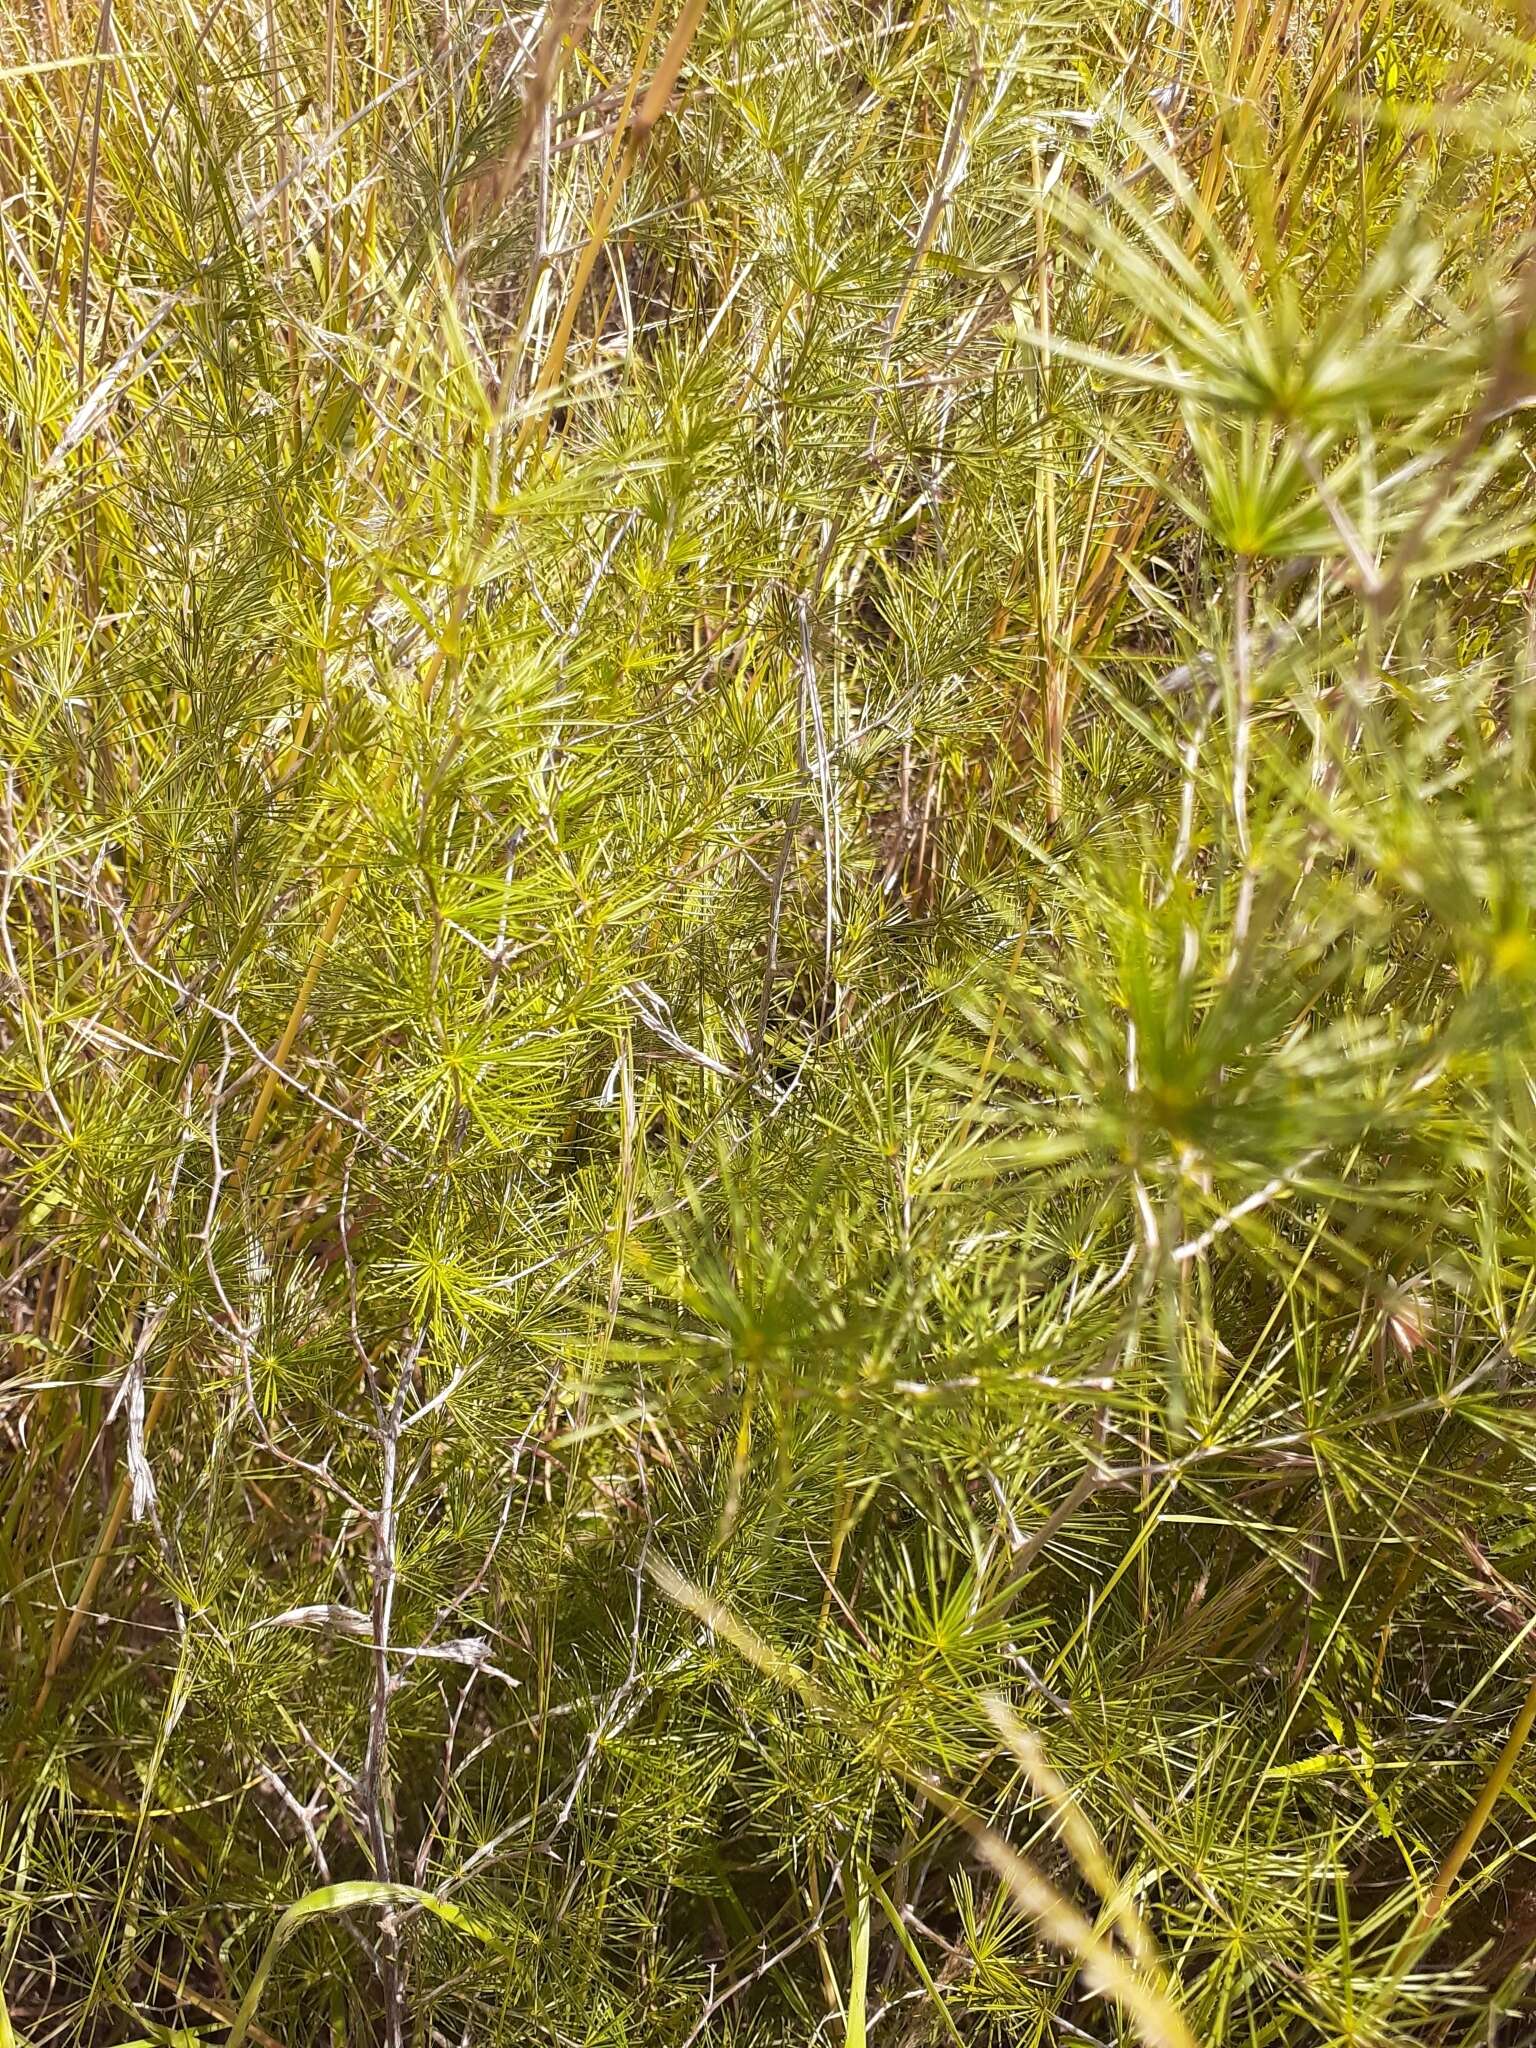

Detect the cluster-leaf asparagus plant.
[{"left": 3, "top": 1, "right": 1536, "bottom": 2043}]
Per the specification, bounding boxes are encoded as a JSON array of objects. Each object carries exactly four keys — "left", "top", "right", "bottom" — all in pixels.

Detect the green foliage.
[{"left": 3, "top": 1, "right": 1536, "bottom": 2044}]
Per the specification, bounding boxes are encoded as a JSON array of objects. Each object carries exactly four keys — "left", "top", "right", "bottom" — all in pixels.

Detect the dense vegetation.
[{"left": 4, "top": 0, "right": 1536, "bottom": 2042}]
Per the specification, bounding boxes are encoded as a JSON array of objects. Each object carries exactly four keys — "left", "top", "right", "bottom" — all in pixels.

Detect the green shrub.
[{"left": 3, "top": 3, "right": 1536, "bottom": 2043}]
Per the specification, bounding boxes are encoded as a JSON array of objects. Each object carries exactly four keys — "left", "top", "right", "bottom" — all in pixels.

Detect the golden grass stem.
[{"left": 1416, "top": 1672, "right": 1536, "bottom": 1933}]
